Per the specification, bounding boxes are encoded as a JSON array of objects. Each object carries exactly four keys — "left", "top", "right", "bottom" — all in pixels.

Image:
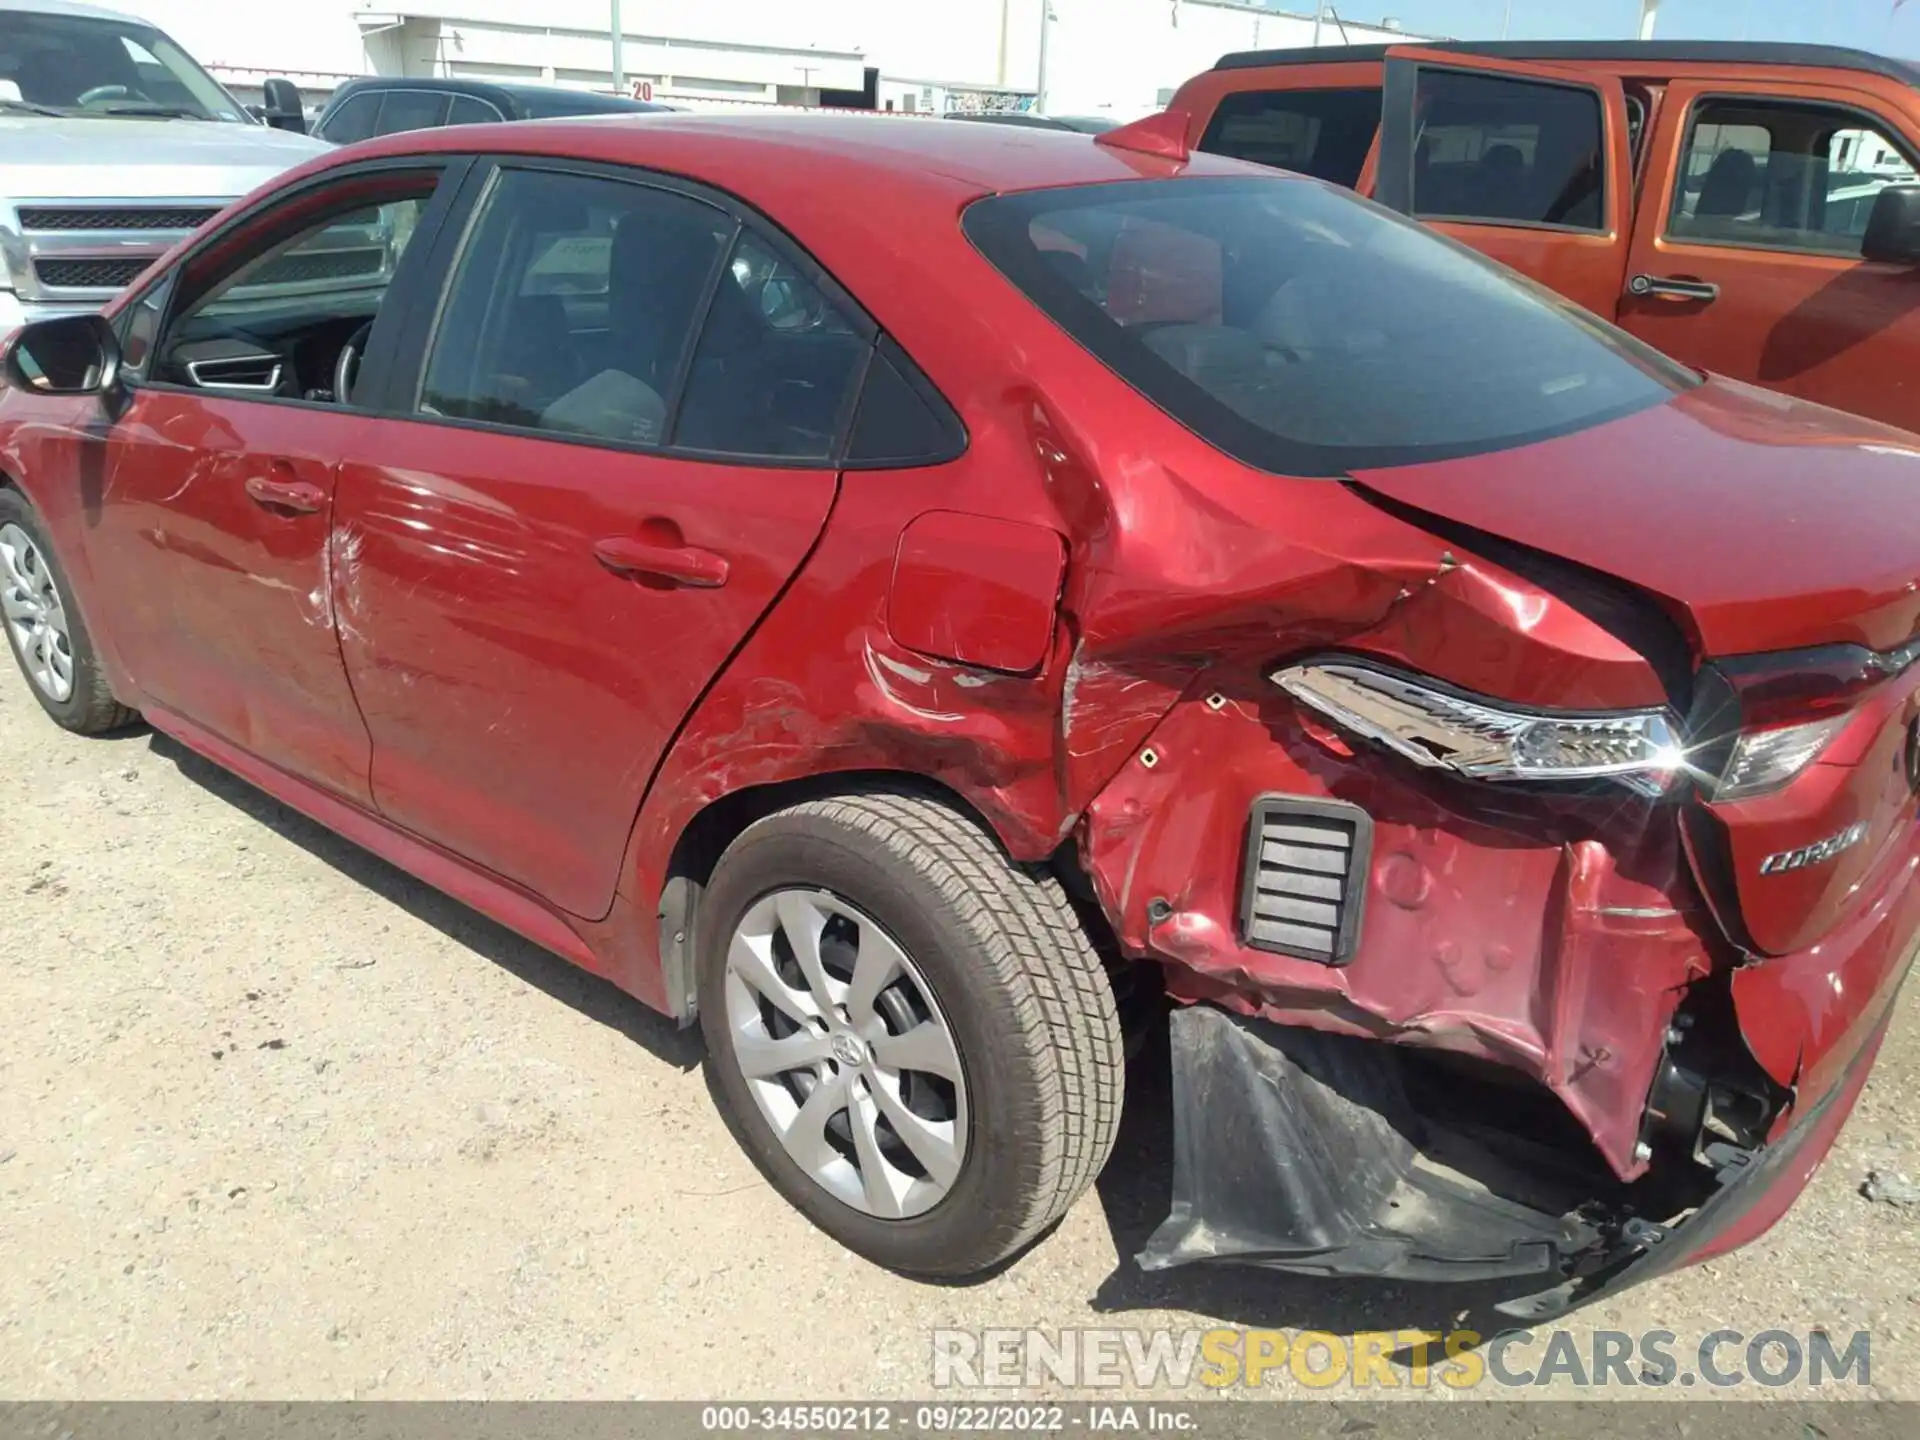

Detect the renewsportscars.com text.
[{"left": 931, "top": 1327, "right": 1872, "bottom": 1391}]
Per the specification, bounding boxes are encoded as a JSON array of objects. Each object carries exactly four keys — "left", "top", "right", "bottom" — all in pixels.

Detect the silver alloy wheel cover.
[
  {"left": 0, "top": 523, "right": 75, "bottom": 703},
  {"left": 723, "top": 888, "right": 969, "bottom": 1219}
]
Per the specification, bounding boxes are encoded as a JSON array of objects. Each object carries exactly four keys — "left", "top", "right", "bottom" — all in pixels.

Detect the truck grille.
[
  {"left": 1239, "top": 796, "right": 1371, "bottom": 964},
  {"left": 250, "top": 249, "right": 385, "bottom": 286},
  {"left": 34, "top": 257, "right": 148, "bottom": 289},
  {"left": 16, "top": 206, "right": 219, "bottom": 232}
]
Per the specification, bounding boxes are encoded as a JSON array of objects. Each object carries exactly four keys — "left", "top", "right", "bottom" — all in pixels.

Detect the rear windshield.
[{"left": 963, "top": 176, "right": 1695, "bottom": 475}]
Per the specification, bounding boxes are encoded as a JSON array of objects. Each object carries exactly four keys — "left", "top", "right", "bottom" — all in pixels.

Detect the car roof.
[
  {"left": 0, "top": 0, "right": 143, "bottom": 20},
  {"left": 339, "top": 108, "right": 1253, "bottom": 205},
  {"left": 329, "top": 75, "right": 671, "bottom": 113},
  {"left": 1212, "top": 39, "right": 1920, "bottom": 89},
  {"left": 945, "top": 112, "right": 1115, "bottom": 134}
]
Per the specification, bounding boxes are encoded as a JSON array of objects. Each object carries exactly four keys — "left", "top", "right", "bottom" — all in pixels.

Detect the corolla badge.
[{"left": 1760, "top": 821, "right": 1869, "bottom": 876}]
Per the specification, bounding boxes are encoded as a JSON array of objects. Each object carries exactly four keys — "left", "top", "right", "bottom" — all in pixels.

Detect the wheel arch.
[{"left": 652, "top": 767, "right": 1110, "bottom": 1022}]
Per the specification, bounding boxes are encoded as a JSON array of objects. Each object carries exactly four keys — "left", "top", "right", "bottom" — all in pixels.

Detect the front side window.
[
  {"left": 1411, "top": 69, "right": 1606, "bottom": 230},
  {"left": 1668, "top": 98, "right": 1920, "bottom": 256},
  {"left": 966, "top": 176, "right": 1693, "bottom": 476},
  {"left": 1198, "top": 88, "right": 1382, "bottom": 187},
  {"left": 150, "top": 171, "right": 439, "bottom": 403},
  {"left": 420, "top": 169, "right": 734, "bottom": 443},
  {"left": 0, "top": 10, "right": 246, "bottom": 122},
  {"left": 119, "top": 272, "right": 175, "bottom": 381}
]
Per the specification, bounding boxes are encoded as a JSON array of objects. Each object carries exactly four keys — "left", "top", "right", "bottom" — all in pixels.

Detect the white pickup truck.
[{"left": 0, "top": 0, "right": 336, "bottom": 333}]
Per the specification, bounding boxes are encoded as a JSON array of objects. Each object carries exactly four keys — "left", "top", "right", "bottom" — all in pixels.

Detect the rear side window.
[
  {"left": 1198, "top": 87, "right": 1382, "bottom": 187},
  {"left": 965, "top": 176, "right": 1691, "bottom": 476},
  {"left": 1668, "top": 97, "right": 1920, "bottom": 256},
  {"left": 673, "top": 232, "right": 869, "bottom": 459},
  {"left": 1411, "top": 69, "right": 1606, "bottom": 230},
  {"left": 447, "top": 94, "right": 505, "bottom": 126},
  {"left": 374, "top": 89, "right": 452, "bottom": 136},
  {"left": 318, "top": 91, "right": 379, "bottom": 145},
  {"left": 421, "top": 169, "right": 733, "bottom": 443}
]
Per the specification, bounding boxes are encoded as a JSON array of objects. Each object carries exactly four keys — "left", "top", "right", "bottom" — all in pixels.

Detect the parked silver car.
[{"left": 0, "top": 0, "right": 329, "bottom": 332}]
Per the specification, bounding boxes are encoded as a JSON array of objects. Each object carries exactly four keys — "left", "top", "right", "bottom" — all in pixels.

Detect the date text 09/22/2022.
[{"left": 699, "top": 1406, "right": 1196, "bottom": 1433}]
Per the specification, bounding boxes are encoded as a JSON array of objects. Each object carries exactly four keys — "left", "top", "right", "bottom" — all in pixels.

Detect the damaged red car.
[{"left": 1, "top": 112, "right": 1915, "bottom": 1317}]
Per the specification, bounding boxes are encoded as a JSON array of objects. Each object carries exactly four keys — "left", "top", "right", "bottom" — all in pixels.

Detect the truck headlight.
[{"left": 1275, "top": 660, "right": 1686, "bottom": 797}]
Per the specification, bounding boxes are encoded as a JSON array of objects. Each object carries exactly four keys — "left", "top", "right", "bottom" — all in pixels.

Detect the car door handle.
[
  {"left": 592, "top": 536, "right": 730, "bottom": 588},
  {"left": 1628, "top": 274, "right": 1721, "bottom": 304},
  {"left": 243, "top": 474, "right": 326, "bottom": 514}
]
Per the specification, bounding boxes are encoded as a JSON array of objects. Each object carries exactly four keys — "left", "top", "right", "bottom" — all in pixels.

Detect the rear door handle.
[
  {"left": 244, "top": 473, "right": 326, "bottom": 514},
  {"left": 593, "top": 536, "right": 730, "bottom": 588},
  {"left": 1628, "top": 274, "right": 1721, "bottom": 304}
]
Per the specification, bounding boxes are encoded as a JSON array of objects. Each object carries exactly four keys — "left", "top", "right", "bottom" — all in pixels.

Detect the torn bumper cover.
[{"left": 1140, "top": 998, "right": 1897, "bottom": 1319}]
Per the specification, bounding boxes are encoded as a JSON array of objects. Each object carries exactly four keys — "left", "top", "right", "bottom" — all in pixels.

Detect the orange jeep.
[{"left": 1168, "top": 41, "right": 1920, "bottom": 431}]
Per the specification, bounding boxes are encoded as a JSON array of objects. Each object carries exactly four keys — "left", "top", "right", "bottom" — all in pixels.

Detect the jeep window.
[
  {"left": 1198, "top": 88, "right": 1382, "bottom": 187},
  {"left": 1411, "top": 69, "right": 1606, "bottom": 231},
  {"left": 0, "top": 10, "right": 246, "bottom": 122},
  {"left": 1668, "top": 97, "right": 1920, "bottom": 256},
  {"left": 1625, "top": 93, "right": 1648, "bottom": 163},
  {"left": 966, "top": 176, "right": 1692, "bottom": 475}
]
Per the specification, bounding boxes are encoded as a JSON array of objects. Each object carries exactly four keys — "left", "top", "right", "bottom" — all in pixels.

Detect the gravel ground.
[{"left": 2, "top": 666, "right": 1918, "bottom": 1402}]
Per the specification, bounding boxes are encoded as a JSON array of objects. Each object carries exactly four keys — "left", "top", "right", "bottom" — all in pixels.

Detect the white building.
[{"left": 105, "top": 0, "right": 1421, "bottom": 122}]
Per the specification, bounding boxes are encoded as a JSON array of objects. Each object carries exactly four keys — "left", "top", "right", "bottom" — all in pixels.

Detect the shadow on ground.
[{"left": 148, "top": 729, "right": 702, "bottom": 1073}]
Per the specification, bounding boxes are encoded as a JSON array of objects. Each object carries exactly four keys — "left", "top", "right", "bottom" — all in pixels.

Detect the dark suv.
[{"left": 313, "top": 76, "right": 670, "bottom": 146}]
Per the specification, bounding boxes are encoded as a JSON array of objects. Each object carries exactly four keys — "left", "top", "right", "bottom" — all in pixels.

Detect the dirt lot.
[{"left": 3, "top": 666, "right": 1920, "bottom": 1402}]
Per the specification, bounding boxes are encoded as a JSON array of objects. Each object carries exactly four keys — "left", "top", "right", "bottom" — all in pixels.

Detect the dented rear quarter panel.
[{"left": 611, "top": 165, "right": 1724, "bottom": 1185}]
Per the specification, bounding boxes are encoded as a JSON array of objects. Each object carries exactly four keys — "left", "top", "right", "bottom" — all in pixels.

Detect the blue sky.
[{"left": 1307, "top": 0, "right": 1920, "bottom": 52}]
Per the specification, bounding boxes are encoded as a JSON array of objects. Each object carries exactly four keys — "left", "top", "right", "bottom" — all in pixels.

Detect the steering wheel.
[
  {"left": 76, "top": 84, "right": 131, "bottom": 107},
  {"left": 333, "top": 320, "right": 375, "bottom": 405}
]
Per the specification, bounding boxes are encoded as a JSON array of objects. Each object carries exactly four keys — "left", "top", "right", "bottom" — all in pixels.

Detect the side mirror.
[
  {"left": 260, "top": 77, "right": 307, "bottom": 134},
  {"left": 3, "top": 313, "right": 122, "bottom": 396},
  {"left": 1862, "top": 185, "right": 1920, "bottom": 265}
]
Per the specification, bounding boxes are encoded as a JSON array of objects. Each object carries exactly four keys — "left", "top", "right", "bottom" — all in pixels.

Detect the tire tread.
[{"left": 772, "top": 791, "right": 1124, "bottom": 1262}]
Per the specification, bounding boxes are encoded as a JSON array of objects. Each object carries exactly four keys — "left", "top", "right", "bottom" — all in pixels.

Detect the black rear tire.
[
  {"left": 0, "top": 486, "right": 138, "bottom": 735},
  {"left": 697, "top": 791, "right": 1123, "bottom": 1277}
]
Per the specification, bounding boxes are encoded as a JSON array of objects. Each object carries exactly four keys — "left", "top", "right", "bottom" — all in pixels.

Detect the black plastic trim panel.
[{"left": 1240, "top": 794, "right": 1373, "bottom": 966}]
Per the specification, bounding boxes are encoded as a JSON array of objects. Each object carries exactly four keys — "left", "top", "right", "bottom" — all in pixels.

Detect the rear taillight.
[
  {"left": 1718, "top": 642, "right": 1919, "bottom": 726},
  {"left": 1696, "top": 639, "right": 1920, "bottom": 803},
  {"left": 1274, "top": 659, "right": 1685, "bottom": 797},
  {"left": 1714, "top": 715, "right": 1850, "bottom": 803}
]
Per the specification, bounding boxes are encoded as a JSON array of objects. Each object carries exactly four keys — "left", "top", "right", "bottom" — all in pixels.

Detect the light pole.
[
  {"left": 1501, "top": 0, "right": 1513, "bottom": 39},
  {"left": 1638, "top": 0, "right": 1661, "bottom": 41},
  {"left": 1313, "top": 0, "right": 1326, "bottom": 47},
  {"left": 611, "top": 0, "right": 625, "bottom": 93},
  {"left": 1036, "top": 0, "right": 1051, "bottom": 115}
]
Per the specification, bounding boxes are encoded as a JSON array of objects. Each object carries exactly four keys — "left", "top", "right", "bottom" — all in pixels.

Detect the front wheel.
[
  {"left": 697, "top": 792, "right": 1123, "bottom": 1277},
  {"left": 0, "top": 488, "right": 136, "bottom": 734}
]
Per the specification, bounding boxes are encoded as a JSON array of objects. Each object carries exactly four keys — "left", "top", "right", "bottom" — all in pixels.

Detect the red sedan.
[{"left": 2, "top": 111, "right": 1914, "bottom": 1316}]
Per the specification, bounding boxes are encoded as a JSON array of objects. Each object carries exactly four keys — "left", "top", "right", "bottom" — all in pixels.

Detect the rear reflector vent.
[{"left": 1239, "top": 795, "right": 1372, "bottom": 965}]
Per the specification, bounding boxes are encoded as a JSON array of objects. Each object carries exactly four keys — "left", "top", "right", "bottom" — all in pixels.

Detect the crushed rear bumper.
[{"left": 1139, "top": 996, "right": 1896, "bottom": 1319}]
